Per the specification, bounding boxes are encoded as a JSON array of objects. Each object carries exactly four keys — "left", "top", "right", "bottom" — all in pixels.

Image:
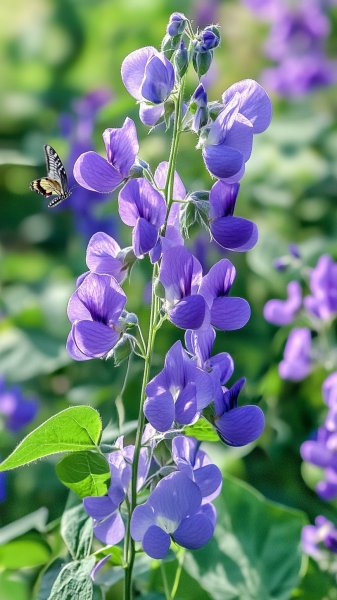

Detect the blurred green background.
[{"left": 1, "top": 0, "right": 337, "bottom": 597}]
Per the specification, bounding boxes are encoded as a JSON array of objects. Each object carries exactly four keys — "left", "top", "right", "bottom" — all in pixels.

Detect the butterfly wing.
[
  {"left": 44, "top": 144, "right": 69, "bottom": 194},
  {"left": 30, "top": 178, "right": 63, "bottom": 198}
]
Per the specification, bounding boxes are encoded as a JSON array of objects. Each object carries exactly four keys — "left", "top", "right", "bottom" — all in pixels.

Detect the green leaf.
[
  {"left": 184, "top": 475, "right": 307, "bottom": 600},
  {"left": 184, "top": 418, "right": 220, "bottom": 442},
  {"left": 56, "top": 451, "right": 110, "bottom": 498},
  {"left": 48, "top": 558, "right": 95, "bottom": 600},
  {"left": 36, "top": 558, "right": 66, "bottom": 600},
  {"left": 61, "top": 494, "right": 93, "bottom": 560},
  {"left": 0, "top": 507, "right": 48, "bottom": 545},
  {"left": 293, "top": 558, "right": 337, "bottom": 599},
  {"left": 95, "top": 545, "right": 124, "bottom": 567},
  {"left": 0, "top": 406, "right": 102, "bottom": 471},
  {"left": 0, "top": 534, "right": 51, "bottom": 569}
]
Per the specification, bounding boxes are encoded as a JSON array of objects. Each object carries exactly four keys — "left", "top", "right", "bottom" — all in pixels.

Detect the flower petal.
[
  {"left": 130, "top": 502, "right": 155, "bottom": 541},
  {"left": 73, "top": 320, "right": 119, "bottom": 358},
  {"left": 132, "top": 218, "right": 158, "bottom": 257},
  {"left": 73, "top": 151, "right": 123, "bottom": 193},
  {"left": 93, "top": 511, "right": 125, "bottom": 545},
  {"left": 199, "top": 259, "right": 236, "bottom": 306},
  {"left": 142, "top": 525, "right": 171, "bottom": 558},
  {"left": 141, "top": 54, "right": 175, "bottom": 104},
  {"left": 211, "top": 216, "right": 258, "bottom": 252},
  {"left": 203, "top": 143, "right": 244, "bottom": 180},
  {"left": 144, "top": 391, "right": 175, "bottom": 432},
  {"left": 149, "top": 472, "right": 202, "bottom": 524},
  {"left": 209, "top": 180, "right": 239, "bottom": 219},
  {"left": 211, "top": 297, "right": 251, "bottom": 330},
  {"left": 139, "top": 102, "right": 165, "bottom": 126},
  {"left": 173, "top": 511, "right": 215, "bottom": 549},
  {"left": 169, "top": 296, "right": 207, "bottom": 330},
  {"left": 154, "top": 162, "right": 186, "bottom": 200},
  {"left": 102, "top": 117, "right": 139, "bottom": 178},
  {"left": 119, "top": 178, "right": 166, "bottom": 228},
  {"left": 160, "top": 246, "right": 203, "bottom": 304},
  {"left": 83, "top": 496, "right": 114, "bottom": 520},
  {"left": 222, "top": 79, "right": 272, "bottom": 134},
  {"left": 216, "top": 405, "right": 265, "bottom": 446},
  {"left": 194, "top": 464, "right": 222, "bottom": 503},
  {"left": 263, "top": 281, "right": 302, "bottom": 326},
  {"left": 175, "top": 382, "right": 198, "bottom": 425},
  {"left": 185, "top": 327, "right": 216, "bottom": 365},
  {"left": 66, "top": 329, "right": 92, "bottom": 361},
  {"left": 225, "top": 114, "right": 253, "bottom": 162},
  {"left": 121, "top": 46, "right": 156, "bottom": 101},
  {"left": 86, "top": 232, "right": 123, "bottom": 280},
  {"left": 75, "top": 273, "right": 126, "bottom": 324}
]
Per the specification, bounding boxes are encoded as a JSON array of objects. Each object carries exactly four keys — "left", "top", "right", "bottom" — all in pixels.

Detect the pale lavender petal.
[
  {"left": 209, "top": 180, "right": 240, "bottom": 219},
  {"left": 139, "top": 103, "right": 165, "bottom": 126},
  {"left": 172, "top": 436, "right": 199, "bottom": 466},
  {"left": 160, "top": 246, "right": 203, "bottom": 304},
  {"left": 91, "top": 555, "right": 111, "bottom": 581},
  {"left": 222, "top": 79, "right": 272, "bottom": 134},
  {"left": 76, "top": 273, "right": 126, "bottom": 324},
  {"left": 202, "top": 143, "right": 244, "bottom": 180},
  {"left": 263, "top": 281, "right": 302, "bottom": 326},
  {"left": 149, "top": 472, "right": 201, "bottom": 523},
  {"left": 194, "top": 368, "right": 214, "bottom": 409},
  {"left": 74, "top": 151, "right": 123, "bottom": 193},
  {"left": 211, "top": 216, "right": 258, "bottom": 252},
  {"left": 132, "top": 218, "right": 158, "bottom": 257},
  {"left": 169, "top": 296, "right": 207, "bottom": 330},
  {"left": 199, "top": 259, "right": 236, "bottom": 306},
  {"left": 83, "top": 496, "right": 113, "bottom": 520},
  {"left": 175, "top": 382, "right": 198, "bottom": 425},
  {"left": 142, "top": 525, "right": 171, "bottom": 558},
  {"left": 86, "top": 232, "right": 123, "bottom": 280},
  {"left": 66, "top": 330, "right": 91, "bottom": 361},
  {"left": 216, "top": 405, "right": 265, "bottom": 446},
  {"left": 225, "top": 115, "right": 254, "bottom": 161},
  {"left": 119, "top": 178, "right": 166, "bottom": 228},
  {"left": 94, "top": 511, "right": 125, "bottom": 545},
  {"left": 211, "top": 297, "right": 251, "bottom": 330},
  {"left": 73, "top": 320, "right": 119, "bottom": 358},
  {"left": 141, "top": 54, "right": 175, "bottom": 103},
  {"left": 208, "top": 96, "right": 241, "bottom": 145},
  {"left": 300, "top": 441, "right": 337, "bottom": 470},
  {"left": 154, "top": 162, "right": 186, "bottom": 200},
  {"left": 130, "top": 503, "right": 155, "bottom": 541},
  {"left": 144, "top": 392, "right": 175, "bottom": 432},
  {"left": 102, "top": 117, "right": 139, "bottom": 177},
  {"left": 121, "top": 46, "right": 156, "bottom": 101},
  {"left": 185, "top": 328, "right": 216, "bottom": 365},
  {"left": 164, "top": 341, "right": 186, "bottom": 389},
  {"left": 173, "top": 511, "right": 215, "bottom": 549},
  {"left": 67, "top": 291, "right": 92, "bottom": 323}
]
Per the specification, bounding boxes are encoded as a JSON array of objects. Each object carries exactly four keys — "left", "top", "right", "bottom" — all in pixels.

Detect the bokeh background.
[{"left": 1, "top": 0, "right": 337, "bottom": 597}]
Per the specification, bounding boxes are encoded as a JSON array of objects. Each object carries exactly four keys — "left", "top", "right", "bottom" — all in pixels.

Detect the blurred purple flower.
[
  {"left": 243, "top": 0, "right": 282, "bottom": 21},
  {"left": 131, "top": 471, "right": 216, "bottom": 558},
  {"left": 0, "top": 472, "right": 6, "bottom": 503},
  {"left": 279, "top": 327, "right": 312, "bottom": 381},
  {"left": 263, "top": 54, "right": 337, "bottom": 96},
  {"left": 144, "top": 341, "right": 213, "bottom": 432},
  {"left": 304, "top": 255, "right": 337, "bottom": 321},
  {"left": 302, "top": 516, "right": 337, "bottom": 560},
  {"left": 209, "top": 180, "right": 258, "bottom": 252},
  {"left": 74, "top": 118, "right": 139, "bottom": 193},
  {"left": 118, "top": 178, "right": 166, "bottom": 258},
  {"left": 0, "top": 377, "right": 38, "bottom": 433},
  {"left": 194, "top": 0, "right": 219, "bottom": 29},
  {"left": 66, "top": 273, "right": 126, "bottom": 361},
  {"left": 264, "top": 281, "right": 302, "bottom": 326}
]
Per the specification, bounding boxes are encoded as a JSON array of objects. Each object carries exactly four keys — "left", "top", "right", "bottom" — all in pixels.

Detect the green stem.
[
  {"left": 160, "top": 562, "right": 172, "bottom": 600},
  {"left": 171, "top": 550, "right": 185, "bottom": 599}
]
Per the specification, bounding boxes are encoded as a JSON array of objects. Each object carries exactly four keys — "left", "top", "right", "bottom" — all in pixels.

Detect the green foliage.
[
  {"left": 0, "top": 534, "right": 51, "bottom": 569},
  {"left": 0, "top": 406, "right": 102, "bottom": 471},
  {"left": 0, "top": 508, "right": 48, "bottom": 545},
  {"left": 184, "top": 475, "right": 307, "bottom": 600},
  {"left": 47, "top": 558, "right": 96, "bottom": 600},
  {"left": 184, "top": 417, "right": 220, "bottom": 442},
  {"left": 36, "top": 558, "right": 66, "bottom": 600},
  {"left": 60, "top": 494, "right": 93, "bottom": 560},
  {"left": 56, "top": 451, "right": 110, "bottom": 498}
]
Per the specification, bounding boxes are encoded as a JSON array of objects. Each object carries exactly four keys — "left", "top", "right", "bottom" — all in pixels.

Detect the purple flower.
[
  {"left": 199, "top": 259, "right": 251, "bottom": 331},
  {"left": 209, "top": 180, "right": 258, "bottom": 252},
  {"left": 167, "top": 12, "right": 187, "bottom": 37},
  {"left": 304, "top": 255, "right": 337, "bottom": 321},
  {"left": 172, "top": 436, "right": 222, "bottom": 503},
  {"left": 144, "top": 341, "right": 214, "bottom": 432},
  {"left": 302, "top": 516, "right": 337, "bottom": 561},
  {"left": 130, "top": 471, "right": 216, "bottom": 558},
  {"left": 73, "top": 118, "right": 139, "bottom": 193},
  {"left": 263, "top": 54, "right": 337, "bottom": 96},
  {"left": 279, "top": 327, "right": 312, "bottom": 381},
  {"left": 66, "top": 273, "right": 127, "bottom": 361},
  {"left": 301, "top": 426, "right": 337, "bottom": 500},
  {"left": 118, "top": 178, "right": 166, "bottom": 258},
  {"left": 121, "top": 47, "right": 175, "bottom": 125},
  {"left": 84, "top": 440, "right": 150, "bottom": 544},
  {"left": 190, "top": 84, "right": 209, "bottom": 133},
  {"left": 202, "top": 79, "right": 272, "bottom": 181},
  {"left": 263, "top": 281, "right": 302, "bottom": 326},
  {"left": 86, "top": 232, "right": 127, "bottom": 283},
  {"left": 214, "top": 378, "right": 265, "bottom": 446},
  {"left": 0, "top": 378, "right": 38, "bottom": 433},
  {"left": 159, "top": 246, "right": 207, "bottom": 330},
  {"left": 196, "top": 27, "right": 221, "bottom": 52}
]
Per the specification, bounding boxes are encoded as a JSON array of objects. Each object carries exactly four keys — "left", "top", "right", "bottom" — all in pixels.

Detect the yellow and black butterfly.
[{"left": 30, "top": 145, "right": 71, "bottom": 208}]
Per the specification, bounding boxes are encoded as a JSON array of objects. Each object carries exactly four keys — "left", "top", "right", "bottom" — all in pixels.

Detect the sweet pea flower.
[
  {"left": 302, "top": 516, "right": 337, "bottom": 561},
  {"left": 213, "top": 378, "right": 264, "bottom": 446},
  {"left": 131, "top": 471, "right": 216, "bottom": 558},
  {"left": 66, "top": 273, "right": 126, "bottom": 361},
  {"left": 199, "top": 259, "right": 251, "bottom": 331},
  {"left": 172, "top": 436, "right": 222, "bottom": 503},
  {"left": 118, "top": 178, "right": 166, "bottom": 258},
  {"left": 202, "top": 79, "right": 272, "bottom": 181},
  {"left": 279, "top": 327, "right": 312, "bottom": 381},
  {"left": 73, "top": 118, "right": 139, "bottom": 193},
  {"left": 209, "top": 180, "right": 258, "bottom": 252},
  {"left": 144, "top": 341, "right": 213, "bottom": 432},
  {"left": 263, "top": 281, "right": 302, "bottom": 326},
  {"left": 85, "top": 232, "right": 129, "bottom": 283},
  {"left": 159, "top": 246, "right": 207, "bottom": 330},
  {"left": 0, "top": 377, "right": 38, "bottom": 433},
  {"left": 121, "top": 47, "right": 175, "bottom": 126},
  {"left": 304, "top": 255, "right": 337, "bottom": 321}
]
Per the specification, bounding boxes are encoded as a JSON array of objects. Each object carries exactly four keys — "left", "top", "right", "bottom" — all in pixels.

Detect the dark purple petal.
[
  {"left": 164, "top": 341, "right": 187, "bottom": 389},
  {"left": 83, "top": 495, "right": 113, "bottom": 520},
  {"left": 118, "top": 178, "right": 166, "bottom": 228},
  {"left": 160, "top": 246, "right": 203, "bottom": 304},
  {"left": 121, "top": 46, "right": 156, "bottom": 101},
  {"left": 216, "top": 405, "right": 265, "bottom": 446},
  {"left": 73, "top": 151, "right": 123, "bottom": 193},
  {"left": 208, "top": 352, "right": 234, "bottom": 385},
  {"left": 130, "top": 503, "right": 155, "bottom": 541},
  {"left": 202, "top": 143, "right": 244, "bottom": 180},
  {"left": 139, "top": 103, "right": 165, "bottom": 126},
  {"left": 211, "top": 297, "right": 251, "bottom": 330},
  {"left": 194, "top": 465, "right": 222, "bottom": 502},
  {"left": 102, "top": 118, "right": 139, "bottom": 177},
  {"left": 173, "top": 511, "right": 215, "bottom": 549},
  {"left": 142, "top": 525, "right": 171, "bottom": 558},
  {"left": 75, "top": 273, "right": 126, "bottom": 325},
  {"left": 141, "top": 54, "right": 175, "bottom": 104},
  {"left": 73, "top": 320, "right": 119, "bottom": 358},
  {"left": 199, "top": 259, "right": 236, "bottom": 306},
  {"left": 93, "top": 511, "right": 125, "bottom": 545},
  {"left": 132, "top": 218, "right": 158, "bottom": 257},
  {"left": 222, "top": 79, "right": 272, "bottom": 134},
  {"left": 220, "top": 378, "right": 246, "bottom": 413},
  {"left": 175, "top": 382, "right": 198, "bottom": 425},
  {"left": 211, "top": 216, "right": 258, "bottom": 252},
  {"left": 86, "top": 232, "right": 123, "bottom": 280},
  {"left": 169, "top": 295, "right": 207, "bottom": 330},
  {"left": 209, "top": 180, "right": 240, "bottom": 219},
  {"left": 185, "top": 328, "right": 216, "bottom": 365},
  {"left": 144, "top": 392, "right": 175, "bottom": 432},
  {"left": 66, "top": 329, "right": 91, "bottom": 361},
  {"left": 149, "top": 472, "right": 202, "bottom": 524}
]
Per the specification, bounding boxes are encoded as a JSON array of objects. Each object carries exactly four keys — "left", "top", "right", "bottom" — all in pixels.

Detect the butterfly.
[{"left": 30, "top": 145, "right": 72, "bottom": 208}]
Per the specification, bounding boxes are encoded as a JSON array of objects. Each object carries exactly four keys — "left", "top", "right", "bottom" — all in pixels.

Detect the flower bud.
[
  {"left": 167, "top": 12, "right": 187, "bottom": 37},
  {"left": 192, "top": 48, "right": 213, "bottom": 77},
  {"left": 190, "top": 84, "right": 209, "bottom": 132},
  {"left": 154, "top": 277, "right": 166, "bottom": 299},
  {"left": 180, "top": 191, "right": 210, "bottom": 237},
  {"left": 196, "top": 26, "right": 221, "bottom": 52},
  {"left": 161, "top": 33, "right": 180, "bottom": 59},
  {"left": 111, "top": 334, "right": 135, "bottom": 367},
  {"left": 174, "top": 39, "right": 189, "bottom": 78}
]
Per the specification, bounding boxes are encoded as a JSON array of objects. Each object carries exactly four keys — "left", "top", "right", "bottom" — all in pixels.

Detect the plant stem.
[
  {"left": 160, "top": 562, "right": 172, "bottom": 600},
  {"left": 171, "top": 550, "right": 185, "bottom": 599},
  {"left": 123, "top": 77, "right": 186, "bottom": 600}
]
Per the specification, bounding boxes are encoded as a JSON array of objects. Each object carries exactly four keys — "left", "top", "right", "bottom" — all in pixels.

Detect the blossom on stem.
[
  {"left": 66, "top": 273, "right": 126, "bottom": 361},
  {"left": 264, "top": 281, "right": 302, "bottom": 326},
  {"left": 73, "top": 118, "right": 139, "bottom": 193},
  {"left": 85, "top": 232, "right": 128, "bottom": 283},
  {"left": 130, "top": 471, "right": 216, "bottom": 558},
  {"left": 144, "top": 341, "right": 213, "bottom": 432},
  {"left": 304, "top": 255, "right": 337, "bottom": 321},
  {"left": 302, "top": 516, "right": 337, "bottom": 561},
  {"left": 209, "top": 180, "right": 258, "bottom": 252},
  {"left": 118, "top": 178, "right": 166, "bottom": 258},
  {"left": 279, "top": 327, "right": 312, "bottom": 381}
]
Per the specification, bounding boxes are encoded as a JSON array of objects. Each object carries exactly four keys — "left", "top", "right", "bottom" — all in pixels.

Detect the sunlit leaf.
[{"left": 56, "top": 451, "right": 110, "bottom": 498}]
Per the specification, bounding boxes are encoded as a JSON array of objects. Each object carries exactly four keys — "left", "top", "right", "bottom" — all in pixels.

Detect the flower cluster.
[
  {"left": 66, "top": 11, "right": 271, "bottom": 574},
  {"left": 302, "top": 515, "right": 337, "bottom": 569},
  {"left": 264, "top": 252, "right": 337, "bottom": 381},
  {"left": 244, "top": 0, "right": 337, "bottom": 96}
]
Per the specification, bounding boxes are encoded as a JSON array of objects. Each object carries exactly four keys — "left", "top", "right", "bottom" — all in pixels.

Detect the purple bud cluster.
[
  {"left": 66, "top": 12, "right": 272, "bottom": 564},
  {"left": 302, "top": 515, "right": 337, "bottom": 566}
]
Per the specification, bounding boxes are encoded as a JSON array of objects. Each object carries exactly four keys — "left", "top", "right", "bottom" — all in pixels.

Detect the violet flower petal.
[
  {"left": 173, "top": 511, "right": 215, "bottom": 549},
  {"left": 211, "top": 216, "right": 258, "bottom": 252},
  {"left": 142, "top": 525, "right": 171, "bottom": 558},
  {"left": 73, "top": 151, "right": 123, "bottom": 193},
  {"left": 222, "top": 79, "right": 272, "bottom": 134},
  {"left": 216, "top": 405, "right": 265, "bottom": 446},
  {"left": 102, "top": 117, "right": 139, "bottom": 178},
  {"left": 211, "top": 296, "right": 251, "bottom": 330},
  {"left": 73, "top": 320, "right": 119, "bottom": 358},
  {"left": 202, "top": 143, "right": 244, "bottom": 180},
  {"left": 121, "top": 46, "right": 156, "bottom": 101},
  {"left": 144, "top": 391, "right": 175, "bottom": 432}
]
